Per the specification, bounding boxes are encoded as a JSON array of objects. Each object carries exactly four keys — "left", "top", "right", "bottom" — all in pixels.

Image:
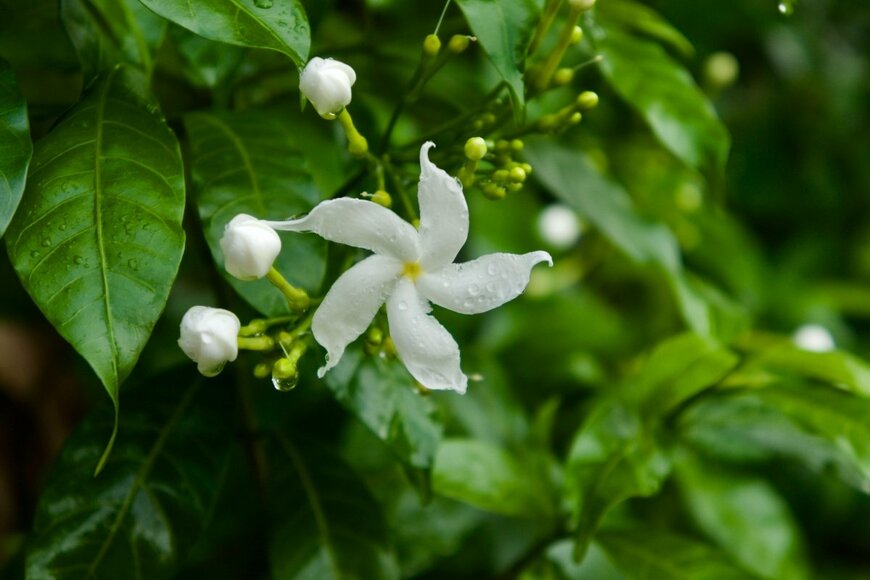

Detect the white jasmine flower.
[
  {"left": 793, "top": 324, "right": 835, "bottom": 352},
  {"left": 537, "top": 204, "right": 582, "bottom": 249},
  {"left": 299, "top": 57, "right": 357, "bottom": 117},
  {"left": 265, "top": 142, "right": 552, "bottom": 393},
  {"left": 220, "top": 214, "right": 282, "bottom": 280},
  {"left": 178, "top": 306, "right": 241, "bottom": 377}
]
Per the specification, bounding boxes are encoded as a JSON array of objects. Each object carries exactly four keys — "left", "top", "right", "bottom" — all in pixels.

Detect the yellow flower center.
[{"left": 402, "top": 261, "right": 422, "bottom": 280}]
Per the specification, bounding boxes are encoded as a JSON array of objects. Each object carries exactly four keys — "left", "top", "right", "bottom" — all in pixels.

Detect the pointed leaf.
[
  {"left": 5, "top": 66, "right": 185, "bottom": 432},
  {"left": 268, "top": 435, "right": 400, "bottom": 579},
  {"left": 61, "top": 0, "right": 167, "bottom": 81},
  {"left": 433, "top": 438, "right": 557, "bottom": 518},
  {"left": 25, "top": 371, "right": 236, "bottom": 579},
  {"left": 591, "top": 25, "right": 730, "bottom": 175},
  {"left": 597, "top": 529, "right": 754, "bottom": 580},
  {"left": 184, "top": 109, "right": 326, "bottom": 315},
  {"left": 325, "top": 348, "right": 443, "bottom": 474},
  {"left": 455, "top": 0, "right": 539, "bottom": 112},
  {"left": 675, "top": 452, "right": 809, "bottom": 580},
  {"left": 137, "top": 0, "right": 310, "bottom": 68},
  {"left": 0, "top": 58, "right": 31, "bottom": 240}
]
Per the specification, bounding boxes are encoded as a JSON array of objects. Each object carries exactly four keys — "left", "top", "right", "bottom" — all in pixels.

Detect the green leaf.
[
  {"left": 169, "top": 25, "right": 246, "bottom": 89},
  {"left": 25, "top": 371, "right": 235, "bottom": 579},
  {"left": 268, "top": 435, "right": 400, "bottom": 580},
  {"left": 595, "top": 0, "right": 694, "bottom": 59},
  {"left": 623, "top": 333, "right": 739, "bottom": 416},
  {"left": 138, "top": 0, "right": 310, "bottom": 68},
  {"left": 749, "top": 343, "right": 870, "bottom": 397},
  {"left": 433, "top": 438, "right": 557, "bottom": 518},
  {"left": 61, "top": 0, "right": 167, "bottom": 81},
  {"left": 592, "top": 26, "right": 730, "bottom": 175},
  {"left": 566, "top": 402, "right": 671, "bottom": 558},
  {"left": 521, "top": 540, "right": 625, "bottom": 580},
  {"left": 5, "top": 66, "right": 185, "bottom": 464},
  {"left": 755, "top": 383, "right": 870, "bottom": 492},
  {"left": 674, "top": 451, "right": 809, "bottom": 580},
  {"left": 324, "top": 348, "right": 442, "bottom": 473},
  {"left": 597, "top": 529, "right": 754, "bottom": 580},
  {"left": 184, "top": 109, "right": 326, "bottom": 315},
  {"left": 455, "top": 0, "right": 539, "bottom": 113},
  {"left": 525, "top": 140, "right": 713, "bottom": 334},
  {"left": 0, "top": 58, "right": 32, "bottom": 239}
]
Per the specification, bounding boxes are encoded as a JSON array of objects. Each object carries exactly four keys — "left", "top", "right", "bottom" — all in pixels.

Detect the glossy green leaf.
[
  {"left": 268, "top": 435, "right": 400, "bottom": 580},
  {"left": 5, "top": 67, "right": 185, "bottom": 459},
  {"left": 623, "top": 333, "right": 739, "bottom": 416},
  {"left": 138, "top": 0, "right": 310, "bottom": 68},
  {"left": 756, "top": 383, "right": 870, "bottom": 492},
  {"left": 25, "top": 372, "right": 235, "bottom": 579},
  {"left": 61, "top": 0, "right": 167, "bottom": 81},
  {"left": 433, "top": 438, "right": 557, "bottom": 518},
  {"left": 596, "top": 0, "right": 694, "bottom": 58},
  {"left": 325, "top": 348, "right": 442, "bottom": 473},
  {"left": 455, "top": 0, "right": 539, "bottom": 112},
  {"left": 0, "top": 58, "right": 32, "bottom": 239},
  {"left": 566, "top": 402, "right": 670, "bottom": 558},
  {"left": 597, "top": 529, "right": 753, "bottom": 580},
  {"left": 521, "top": 541, "right": 625, "bottom": 580},
  {"left": 675, "top": 451, "right": 809, "bottom": 580},
  {"left": 184, "top": 109, "right": 326, "bottom": 315},
  {"left": 750, "top": 343, "right": 870, "bottom": 397},
  {"left": 169, "top": 25, "right": 246, "bottom": 89},
  {"left": 592, "top": 26, "right": 730, "bottom": 175},
  {"left": 525, "top": 140, "right": 714, "bottom": 335}
]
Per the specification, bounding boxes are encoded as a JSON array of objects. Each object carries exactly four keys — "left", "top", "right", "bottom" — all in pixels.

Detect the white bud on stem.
[
  {"left": 220, "top": 214, "right": 282, "bottom": 280},
  {"left": 299, "top": 57, "right": 357, "bottom": 117},
  {"left": 178, "top": 306, "right": 241, "bottom": 377}
]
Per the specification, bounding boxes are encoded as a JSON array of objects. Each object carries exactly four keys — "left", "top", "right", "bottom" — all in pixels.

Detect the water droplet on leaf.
[
  {"left": 254, "top": 0, "right": 273, "bottom": 7},
  {"left": 73, "top": 255, "right": 84, "bottom": 265},
  {"left": 41, "top": 238, "right": 51, "bottom": 247}
]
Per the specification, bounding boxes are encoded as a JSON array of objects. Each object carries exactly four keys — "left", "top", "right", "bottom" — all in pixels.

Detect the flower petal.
[
  {"left": 312, "top": 254, "right": 403, "bottom": 377},
  {"left": 386, "top": 277, "right": 467, "bottom": 393},
  {"left": 417, "top": 142, "right": 470, "bottom": 270},
  {"left": 417, "top": 251, "right": 553, "bottom": 315},
  {"left": 265, "top": 198, "right": 419, "bottom": 262}
]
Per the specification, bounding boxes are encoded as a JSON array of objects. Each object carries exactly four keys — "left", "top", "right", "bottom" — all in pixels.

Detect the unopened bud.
[
  {"left": 253, "top": 362, "right": 271, "bottom": 379},
  {"left": 480, "top": 112, "right": 497, "bottom": 126},
  {"left": 554, "top": 68, "right": 575, "bottom": 86},
  {"left": 704, "top": 51, "right": 739, "bottom": 90},
  {"left": 492, "top": 169, "right": 510, "bottom": 183},
  {"left": 220, "top": 214, "right": 281, "bottom": 280},
  {"left": 509, "top": 166, "right": 527, "bottom": 182},
  {"left": 521, "top": 163, "right": 533, "bottom": 174},
  {"left": 464, "top": 137, "right": 488, "bottom": 161},
  {"left": 568, "top": 0, "right": 597, "bottom": 11},
  {"left": 371, "top": 190, "right": 392, "bottom": 208},
  {"left": 569, "top": 112, "right": 582, "bottom": 124},
  {"left": 366, "top": 327, "right": 384, "bottom": 346},
  {"left": 508, "top": 183, "right": 523, "bottom": 192},
  {"left": 576, "top": 91, "right": 599, "bottom": 109},
  {"left": 483, "top": 183, "right": 507, "bottom": 200},
  {"left": 423, "top": 34, "right": 441, "bottom": 56},
  {"left": 178, "top": 306, "right": 240, "bottom": 377},
  {"left": 300, "top": 57, "right": 356, "bottom": 117},
  {"left": 448, "top": 34, "right": 472, "bottom": 53},
  {"left": 570, "top": 26, "right": 584, "bottom": 45},
  {"left": 510, "top": 139, "right": 524, "bottom": 152},
  {"left": 273, "top": 357, "right": 297, "bottom": 380}
]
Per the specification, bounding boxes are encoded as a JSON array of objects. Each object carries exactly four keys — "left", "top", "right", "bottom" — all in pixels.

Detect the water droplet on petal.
[
  {"left": 397, "top": 301, "right": 408, "bottom": 311},
  {"left": 468, "top": 284, "right": 481, "bottom": 296},
  {"left": 486, "top": 265, "right": 497, "bottom": 276}
]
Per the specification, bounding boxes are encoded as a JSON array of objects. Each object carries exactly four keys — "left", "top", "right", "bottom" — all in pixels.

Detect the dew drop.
[
  {"left": 73, "top": 255, "right": 84, "bottom": 265},
  {"left": 485, "top": 283, "right": 495, "bottom": 293},
  {"left": 397, "top": 301, "right": 408, "bottom": 311},
  {"left": 127, "top": 258, "right": 139, "bottom": 270},
  {"left": 41, "top": 237, "right": 51, "bottom": 247},
  {"left": 254, "top": 0, "right": 273, "bottom": 7},
  {"left": 30, "top": 250, "right": 40, "bottom": 258},
  {"left": 272, "top": 375, "right": 298, "bottom": 392},
  {"left": 777, "top": 1, "right": 793, "bottom": 14},
  {"left": 60, "top": 181, "right": 73, "bottom": 194},
  {"left": 468, "top": 284, "right": 481, "bottom": 296},
  {"left": 59, "top": 223, "right": 67, "bottom": 231},
  {"left": 486, "top": 265, "right": 497, "bottom": 276}
]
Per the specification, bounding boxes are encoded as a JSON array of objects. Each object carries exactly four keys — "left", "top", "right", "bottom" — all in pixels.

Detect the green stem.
[
  {"left": 533, "top": 7, "right": 581, "bottom": 92},
  {"left": 337, "top": 109, "right": 369, "bottom": 156},
  {"left": 238, "top": 335, "right": 276, "bottom": 351},
  {"left": 266, "top": 267, "right": 310, "bottom": 311},
  {"left": 383, "top": 159, "right": 418, "bottom": 221},
  {"left": 529, "top": 0, "right": 564, "bottom": 55}
]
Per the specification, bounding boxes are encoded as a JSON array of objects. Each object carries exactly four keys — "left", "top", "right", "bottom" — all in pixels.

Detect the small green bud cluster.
[
  {"left": 458, "top": 137, "right": 488, "bottom": 187},
  {"left": 536, "top": 90, "right": 598, "bottom": 133},
  {"left": 476, "top": 139, "right": 533, "bottom": 201}
]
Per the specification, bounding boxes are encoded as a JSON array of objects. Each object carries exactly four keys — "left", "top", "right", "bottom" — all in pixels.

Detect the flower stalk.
[
  {"left": 266, "top": 267, "right": 311, "bottom": 311},
  {"left": 337, "top": 108, "right": 369, "bottom": 156}
]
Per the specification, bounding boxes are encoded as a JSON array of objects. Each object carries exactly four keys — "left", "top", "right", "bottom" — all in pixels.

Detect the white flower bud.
[
  {"left": 220, "top": 214, "right": 281, "bottom": 280},
  {"left": 299, "top": 57, "right": 357, "bottom": 117},
  {"left": 538, "top": 204, "right": 582, "bottom": 249},
  {"left": 793, "top": 324, "right": 835, "bottom": 352},
  {"left": 178, "top": 306, "right": 240, "bottom": 377}
]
